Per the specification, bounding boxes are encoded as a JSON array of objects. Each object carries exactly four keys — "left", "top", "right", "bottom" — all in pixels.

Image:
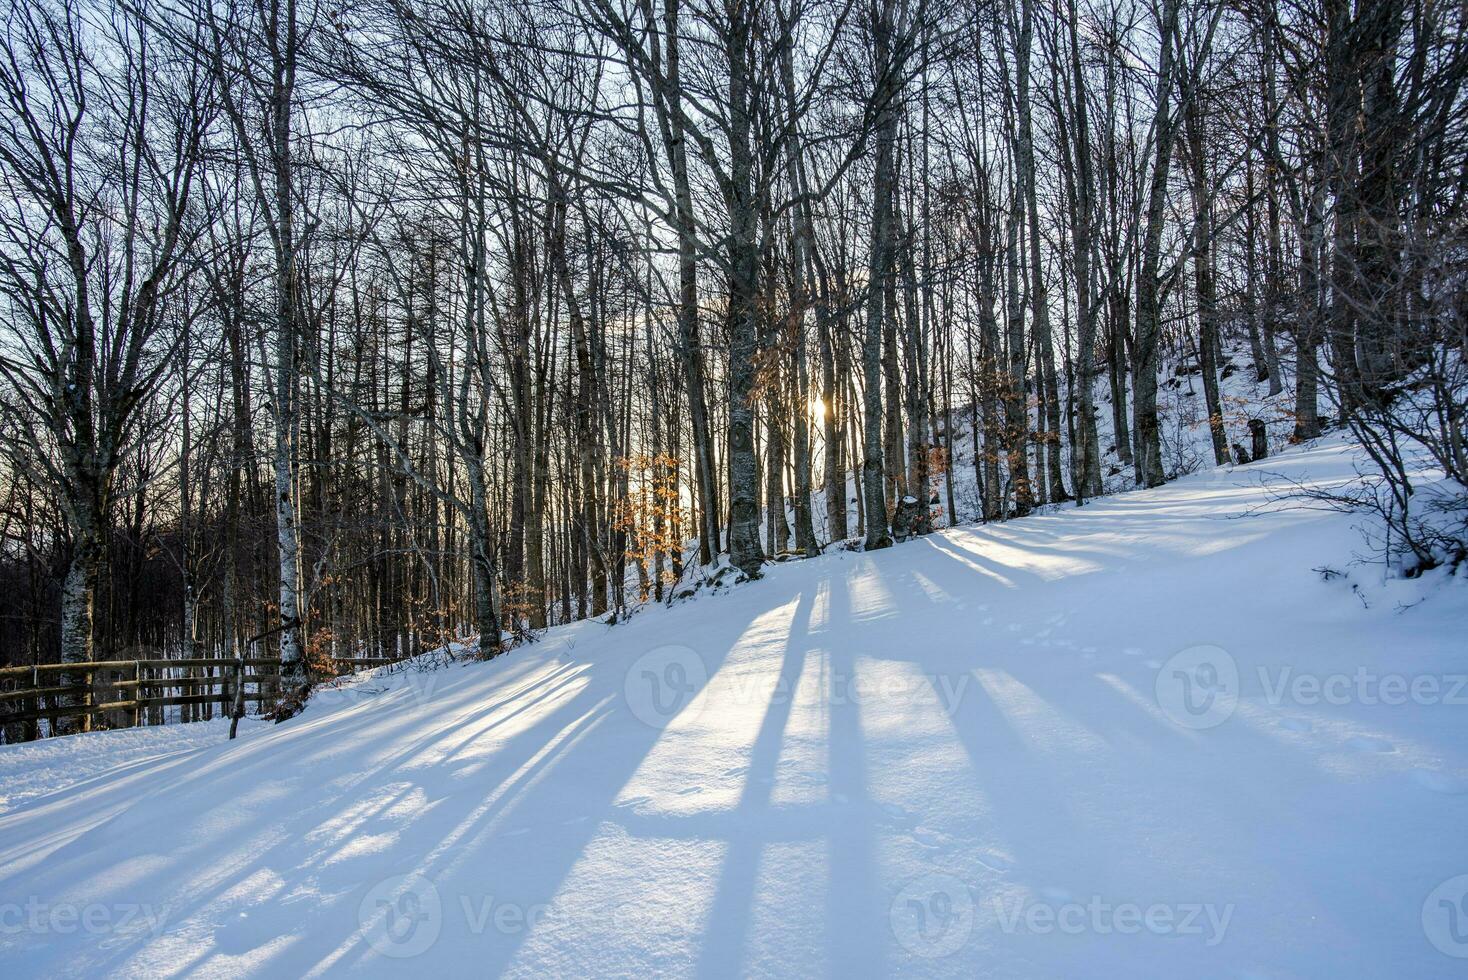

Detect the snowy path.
[{"left": 2, "top": 438, "right": 1466, "bottom": 978}]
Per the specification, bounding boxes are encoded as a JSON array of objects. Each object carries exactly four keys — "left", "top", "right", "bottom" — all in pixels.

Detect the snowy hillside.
[
  {"left": 794, "top": 339, "right": 1308, "bottom": 546},
  {"left": 3, "top": 436, "right": 1467, "bottom": 978}
]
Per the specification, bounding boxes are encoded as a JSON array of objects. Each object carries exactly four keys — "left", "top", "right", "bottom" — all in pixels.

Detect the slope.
[{"left": 1, "top": 435, "right": 1466, "bottom": 979}]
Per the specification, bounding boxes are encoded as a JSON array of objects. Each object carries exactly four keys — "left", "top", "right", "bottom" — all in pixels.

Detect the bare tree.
[{"left": 0, "top": 0, "right": 207, "bottom": 724}]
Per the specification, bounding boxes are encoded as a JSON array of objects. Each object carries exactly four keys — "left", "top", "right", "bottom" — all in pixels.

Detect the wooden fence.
[{"left": 0, "top": 652, "right": 409, "bottom": 737}]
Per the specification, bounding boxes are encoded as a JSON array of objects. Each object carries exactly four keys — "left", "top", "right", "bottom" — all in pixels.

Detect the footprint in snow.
[
  {"left": 909, "top": 826, "right": 949, "bottom": 850},
  {"left": 1412, "top": 770, "right": 1468, "bottom": 794},
  {"left": 975, "top": 851, "right": 1015, "bottom": 874},
  {"left": 881, "top": 802, "right": 916, "bottom": 825},
  {"left": 721, "top": 766, "right": 748, "bottom": 778},
  {"left": 675, "top": 786, "right": 704, "bottom": 796},
  {"left": 1347, "top": 736, "right": 1394, "bottom": 753},
  {"left": 212, "top": 911, "right": 278, "bottom": 955},
  {"left": 614, "top": 795, "right": 652, "bottom": 808}
]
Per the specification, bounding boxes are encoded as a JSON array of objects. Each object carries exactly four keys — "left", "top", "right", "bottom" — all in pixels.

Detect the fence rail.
[{"left": 0, "top": 649, "right": 414, "bottom": 734}]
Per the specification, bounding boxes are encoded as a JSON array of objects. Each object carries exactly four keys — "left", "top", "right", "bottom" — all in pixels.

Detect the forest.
[
  {"left": 0, "top": 0, "right": 1464, "bottom": 737},
  {"left": 2, "top": 0, "right": 1468, "bottom": 972}
]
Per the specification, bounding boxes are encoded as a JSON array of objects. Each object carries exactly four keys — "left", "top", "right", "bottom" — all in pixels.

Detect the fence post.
[{"left": 80, "top": 664, "right": 93, "bottom": 734}]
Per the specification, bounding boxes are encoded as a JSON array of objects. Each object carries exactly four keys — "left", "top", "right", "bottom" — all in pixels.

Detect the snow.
[
  {"left": 3, "top": 436, "right": 1467, "bottom": 977},
  {"left": 0, "top": 718, "right": 269, "bottom": 816}
]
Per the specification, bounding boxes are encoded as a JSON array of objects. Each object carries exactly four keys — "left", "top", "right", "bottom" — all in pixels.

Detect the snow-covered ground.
[
  {"left": 0, "top": 718, "right": 270, "bottom": 816},
  {"left": 2, "top": 435, "right": 1467, "bottom": 978}
]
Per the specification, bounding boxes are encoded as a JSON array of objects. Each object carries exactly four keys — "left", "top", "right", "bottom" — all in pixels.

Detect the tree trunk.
[
  {"left": 724, "top": 0, "right": 765, "bottom": 577},
  {"left": 1131, "top": 0, "right": 1182, "bottom": 488},
  {"left": 269, "top": 0, "right": 306, "bottom": 693},
  {"left": 1185, "top": 98, "right": 1229, "bottom": 465},
  {"left": 1004, "top": 212, "right": 1032, "bottom": 515},
  {"left": 58, "top": 529, "right": 101, "bottom": 732},
  {"left": 861, "top": 0, "right": 900, "bottom": 551}
]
